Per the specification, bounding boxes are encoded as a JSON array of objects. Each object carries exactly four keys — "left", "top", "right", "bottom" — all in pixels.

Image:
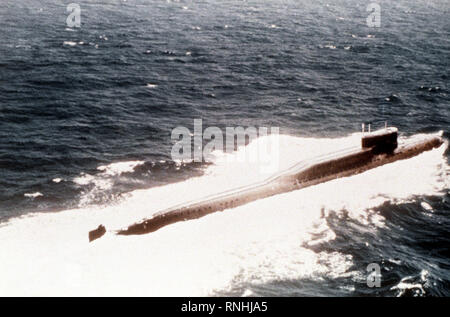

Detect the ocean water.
[{"left": 0, "top": 0, "right": 449, "bottom": 296}]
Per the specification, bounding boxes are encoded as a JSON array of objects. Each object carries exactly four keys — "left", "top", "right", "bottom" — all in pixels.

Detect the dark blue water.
[{"left": 0, "top": 0, "right": 449, "bottom": 296}]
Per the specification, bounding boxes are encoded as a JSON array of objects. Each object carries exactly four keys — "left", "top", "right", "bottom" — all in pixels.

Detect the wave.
[
  {"left": 72, "top": 160, "right": 146, "bottom": 207},
  {"left": 24, "top": 192, "right": 43, "bottom": 199},
  {"left": 63, "top": 41, "right": 77, "bottom": 47},
  {"left": 0, "top": 132, "right": 447, "bottom": 296}
]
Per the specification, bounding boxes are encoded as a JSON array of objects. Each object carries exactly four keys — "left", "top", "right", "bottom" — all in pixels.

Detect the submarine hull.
[{"left": 115, "top": 134, "right": 444, "bottom": 237}]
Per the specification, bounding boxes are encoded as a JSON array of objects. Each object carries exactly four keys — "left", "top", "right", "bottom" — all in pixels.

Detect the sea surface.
[{"left": 0, "top": 0, "right": 449, "bottom": 296}]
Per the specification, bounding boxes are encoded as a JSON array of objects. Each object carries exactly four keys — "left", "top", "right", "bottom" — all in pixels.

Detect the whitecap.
[
  {"left": 63, "top": 41, "right": 77, "bottom": 46},
  {"left": 73, "top": 173, "right": 95, "bottom": 186},
  {"left": 390, "top": 271, "right": 428, "bottom": 297},
  {"left": 420, "top": 202, "right": 433, "bottom": 211},
  {"left": 96, "top": 161, "right": 145, "bottom": 176},
  {"left": 24, "top": 192, "right": 43, "bottom": 198}
]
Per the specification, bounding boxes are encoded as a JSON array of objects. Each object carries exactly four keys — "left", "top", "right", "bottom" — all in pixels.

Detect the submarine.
[{"left": 89, "top": 125, "right": 444, "bottom": 242}]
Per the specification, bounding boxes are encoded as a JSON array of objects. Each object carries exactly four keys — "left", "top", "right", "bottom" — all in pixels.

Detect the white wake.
[{"left": 0, "top": 132, "right": 447, "bottom": 296}]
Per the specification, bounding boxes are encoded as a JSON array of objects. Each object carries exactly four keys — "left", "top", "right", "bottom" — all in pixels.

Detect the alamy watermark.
[
  {"left": 66, "top": 3, "right": 81, "bottom": 28},
  {"left": 366, "top": 3, "right": 381, "bottom": 28},
  {"left": 366, "top": 263, "right": 381, "bottom": 287},
  {"left": 65, "top": 3, "right": 380, "bottom": 29},
  {"left": 171, "top": 119, "right": 280, "bottom": 174}
]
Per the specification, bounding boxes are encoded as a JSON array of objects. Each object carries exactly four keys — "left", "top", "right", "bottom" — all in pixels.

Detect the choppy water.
[{"left": 0, "top": 0, "right": 449, "bottom": 296}]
